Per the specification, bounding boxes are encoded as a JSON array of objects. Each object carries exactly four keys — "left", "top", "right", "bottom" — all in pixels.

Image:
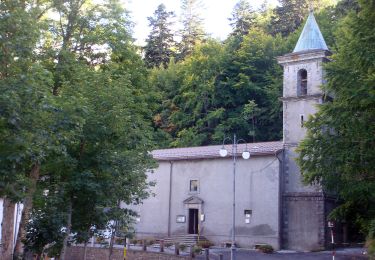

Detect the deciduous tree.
[{"left": 297, "top": 0, "right": 375, "bottom": 237}]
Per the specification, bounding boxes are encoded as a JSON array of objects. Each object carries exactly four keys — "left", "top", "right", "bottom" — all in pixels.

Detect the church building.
[{"left": 129, "top": 11, "right": 337, "bottom": 251}]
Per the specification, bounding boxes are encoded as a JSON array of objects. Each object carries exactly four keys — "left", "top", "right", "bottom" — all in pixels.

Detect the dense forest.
[
  {"left": 0, "top": 0, "right": 373, "bottom": 259},
  {"left": 146, "top": 0, "right": 358, "bottom": 147}
]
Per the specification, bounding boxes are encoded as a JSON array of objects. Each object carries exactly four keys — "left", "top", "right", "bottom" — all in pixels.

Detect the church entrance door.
[{"left": 188, "top": 209, "right": 199, "bottom": 234}]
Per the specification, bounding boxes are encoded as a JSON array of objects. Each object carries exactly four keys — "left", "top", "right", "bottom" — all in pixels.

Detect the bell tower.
[{"left": 277, "top": 11, "right": 332, "bottom": 251}]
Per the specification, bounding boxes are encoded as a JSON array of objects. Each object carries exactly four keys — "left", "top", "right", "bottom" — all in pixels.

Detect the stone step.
[{"left": 162, "top": 234, "right": 210, "bottom": 246}]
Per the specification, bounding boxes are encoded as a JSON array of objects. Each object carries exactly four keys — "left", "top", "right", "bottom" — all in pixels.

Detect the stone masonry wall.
[{"left": 65, "top": 246, "right": 191, "bottom": 260}]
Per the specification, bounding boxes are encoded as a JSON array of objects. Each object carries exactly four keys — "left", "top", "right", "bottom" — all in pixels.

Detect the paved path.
[{"left": 195, "top": 248, "right": 368, "bottom": 260}]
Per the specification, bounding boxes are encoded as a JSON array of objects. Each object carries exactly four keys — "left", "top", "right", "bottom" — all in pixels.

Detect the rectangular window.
[
  {"left": 190, "top": 180, "right": 198, "bottom": 192},
  {"left": 300, "top": 114, "right": 305, "bottom": 128}
]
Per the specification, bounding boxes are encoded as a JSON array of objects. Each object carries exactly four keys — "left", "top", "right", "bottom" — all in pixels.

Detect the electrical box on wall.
[
  {"left": 244, "top": 209, "right": 252, "bottom": 218},
  {"left": 244, "top": 209, "right": 252, "bottom": 224}
]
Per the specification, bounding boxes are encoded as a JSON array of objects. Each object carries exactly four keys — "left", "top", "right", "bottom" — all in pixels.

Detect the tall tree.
[
  {"left": 0, "top": 0, "right": 157, "bottom": 258},
  {"left": 0, "top": 1, "right": 59, "bottom": 259},
  {"left": 152, "top": 28, "right": 287, "bottom": 147},
  {"left": 297, "top": 0, "right": 375, "bottom": 237},
  {"left": 269, "top": 0, "right": 335, "bottom": 36},
  {"left": 178, "top": 0, "right": 206, "bottom": 59},
  {"left": 144, "top": 4, "right": 176, "bottom": 68},
  {"left": 229, "top": 0, "right": 257, "bottom": 37}
]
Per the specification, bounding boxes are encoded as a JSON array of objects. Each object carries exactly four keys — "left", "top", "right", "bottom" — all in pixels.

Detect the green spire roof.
[{"left": 293, "top": 11, "right": 329, "bottom": 53}]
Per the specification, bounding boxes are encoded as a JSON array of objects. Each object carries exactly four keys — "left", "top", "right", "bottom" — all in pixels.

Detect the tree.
[
  {"left": 229, "top": 0, "right": 257, "bottom": 37},
  {"left": 170, "top": 40, "right": 227, "bottom": 146},
  {"left": 144, "top": 4, "right": 176, "bottom": 68},
  {"left": 212, "top": 29, "right": 285, "bottom": 143},
  {"left": 297, "top": 0, "right": 375, "bottom": 237},
  {"left": 269, "top": 0, "right": 335, "bottom": 36},
  {"left": 152, "top": 28, "right": 287, "bottom": 147},
  {"left": 0, "top": 0, "right": 157, "bottom": 259},
  {"left": 0, "top": 1, "right": 60, "bottom": 259},
  {"left": 31, "top": 1, "right": 156, "bottom": 258},
  {"left": 178, "top": 0, "right": 206, "bottom": 60}
]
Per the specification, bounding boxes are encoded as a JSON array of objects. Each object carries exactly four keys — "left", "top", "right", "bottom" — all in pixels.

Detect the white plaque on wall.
[{"left": 176, "top": 215, "right": 186, "bottom": 223}]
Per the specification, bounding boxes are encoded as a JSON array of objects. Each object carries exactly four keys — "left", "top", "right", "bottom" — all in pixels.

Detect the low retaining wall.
[{"left": 65, "top": 246, "right": 192, "bottom": 260}]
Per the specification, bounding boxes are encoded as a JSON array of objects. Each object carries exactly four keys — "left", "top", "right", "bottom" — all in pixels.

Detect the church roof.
[
  {"left": 293, "top": 11, "right": 329, "bottom": 53},
  {"left": 151, "top": 141, "right": 283, "bottom": 161}
]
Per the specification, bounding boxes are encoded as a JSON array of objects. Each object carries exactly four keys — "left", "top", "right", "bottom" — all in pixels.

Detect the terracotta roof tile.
[{"left": 151, "top": 141, "right": 283, "bottom": 161}]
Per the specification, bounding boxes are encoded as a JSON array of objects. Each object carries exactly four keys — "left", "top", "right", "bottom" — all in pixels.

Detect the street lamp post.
[{"left": 219, "top": 134, "right": 250, "bottom": 260}]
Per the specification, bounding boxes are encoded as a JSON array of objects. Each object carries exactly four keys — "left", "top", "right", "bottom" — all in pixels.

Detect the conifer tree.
[
  {"left": 229, "top": 0, "right": 257, "bottom": 37},
  {"left": 269, "top": 0, "right": 335, "bottom": 36},
  {"left": 144, "top": 4, "right": 176, "bottom": 68},
  {"left": 178, "top": 0, "right": 206, "bottom": 60}
]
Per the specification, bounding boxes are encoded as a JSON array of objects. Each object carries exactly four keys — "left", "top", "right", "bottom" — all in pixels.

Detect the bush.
[
  {"left": 145, "top": 238, "right": 156, "bottom": 246},
  {"left": 367, "top": 220, "right": 375, "bottom": 259},
  {"left": 197, "top": 240, "right": 214, "bottom": 248},
  {"left": 367, "top": 239, "right": 375, "bottom": 260},
  {"left": 179, "top": 244, "right": 187, "bottom": 251},
  {"left": 256, "top": 244, "right": 274, "bottom": 254},
  {"left": 129, "top": 238, "right": 140, "bottom": 245},
  {"left": 193, "top": 245, "right": 202, "bottom": 254},
  {"left": 164, "top": 242, "right": 173, "bottom": 247},
  {"left": 115, "top": 237, "right": 125, "bottom": 245},
  {"left": 96, "top": 236, "right": 106, "bottom": 244}
]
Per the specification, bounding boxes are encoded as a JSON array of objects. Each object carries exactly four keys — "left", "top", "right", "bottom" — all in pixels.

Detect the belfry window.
[{"left": 297, "top": 69, "right": 308, "bottom": 96}]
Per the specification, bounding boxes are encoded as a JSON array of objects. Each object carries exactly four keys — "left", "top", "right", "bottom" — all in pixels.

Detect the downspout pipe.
[
  {"left": 275, "top": 149, "right": 285, "bottom": 250},
  {"left": 167, "top": 161, "right": 173, "bottom": 237}
]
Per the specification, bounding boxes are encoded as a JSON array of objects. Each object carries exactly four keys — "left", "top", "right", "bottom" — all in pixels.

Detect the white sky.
[{"left": 124, "top": 0, "right": 279, "bottom": 45}]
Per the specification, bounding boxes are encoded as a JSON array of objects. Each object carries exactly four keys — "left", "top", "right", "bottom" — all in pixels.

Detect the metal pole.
[
  {"left": 331, "top": 227, "right": 335, "bottom": 260},
  {"left": 231, "top": 134, "right": 237, "bottom": 260}
]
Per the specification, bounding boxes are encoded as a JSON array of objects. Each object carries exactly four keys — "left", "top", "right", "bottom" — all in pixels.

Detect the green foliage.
[
  {"left": 193, "top": 245, "right": 202, "bottom": 254},
  {"left": 1, "top": 0, "right": 372, "bottom": 257},
  {"left": 0, "top": 0, "right": 158, "bottom": 257},
  {"left": 144, "top": 4, "right": 176, "bottom": 68},
  {"left": 297, "top": 0, "right": 375, "bottom": 235},
  {"left": 197, "top": 240, "right": 214, "bottom": 248},
  {"left": 256, "top": 244, "right": 274, "bottom": 253},
  {"left": 269, "top": 0, "right": 336, "bottom": 36},
  {"left": 178, "top": 0, "right": 206, "bottom": 60},
  {"left": 0, "top": 0, "right": 61, "bottom": 201},
  {"left": 152, "top": 28, "right": 286, "bottom": 147},
  {"left": 179, "top": 244, "right": 187, "bottom": 251},
  {"left": 229, "top": 0, "right": 257, "bottom": 37},
  {"left": 368, "top": 220, "right": 375, "bottom": 259}
]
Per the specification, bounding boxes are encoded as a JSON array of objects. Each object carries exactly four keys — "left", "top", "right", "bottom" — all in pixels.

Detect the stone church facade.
[{"left": 130, "top": 11, "right": 336, "bottom": 251}]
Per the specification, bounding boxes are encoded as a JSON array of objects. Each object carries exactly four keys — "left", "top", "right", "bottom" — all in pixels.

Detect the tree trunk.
[
  {"left": 1, "top": 198, "right": 15, "bottom": 260},
  {"left": 108, "top": 201, "right": 120, "bottom": 260},
  {"left": 83, "top": 241, "right": 88, "bottom": 260},
  {"left": 60, "top": 199, "right": 72, "bottom": 260},
  {"left": 108, "top": 225, "right": 116, "bottom": 260},
  {"left": 14, "top": 163, "right": 40, "bottom": 260}
]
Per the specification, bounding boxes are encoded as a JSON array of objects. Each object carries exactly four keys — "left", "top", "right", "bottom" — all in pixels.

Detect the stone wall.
[
  {"left": 65, "top": 246, "right": 191, "bottom": 260},
  {"left": 282, "top": 192, "right": 326, "bottom": 251}
]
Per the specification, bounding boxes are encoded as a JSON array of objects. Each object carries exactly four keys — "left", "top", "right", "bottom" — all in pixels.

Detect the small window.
[
  {"left": 297, "top": 69, "right": 308, "bottom": 96},
  {"left": 300, "top": 114, "right": 305, "bottom": 128},
  {"left": 190, "top": 180, "right": 198, "bottom": 192}
]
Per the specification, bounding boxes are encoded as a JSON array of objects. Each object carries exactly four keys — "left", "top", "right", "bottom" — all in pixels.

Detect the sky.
[{"left": 124, "top": 0, "right": 279, "bottom": 45}]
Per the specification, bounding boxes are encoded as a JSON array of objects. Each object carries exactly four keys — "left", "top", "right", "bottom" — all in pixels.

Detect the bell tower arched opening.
[{"left": 297, "top": 69, "right": 308, "bottom": 96}]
